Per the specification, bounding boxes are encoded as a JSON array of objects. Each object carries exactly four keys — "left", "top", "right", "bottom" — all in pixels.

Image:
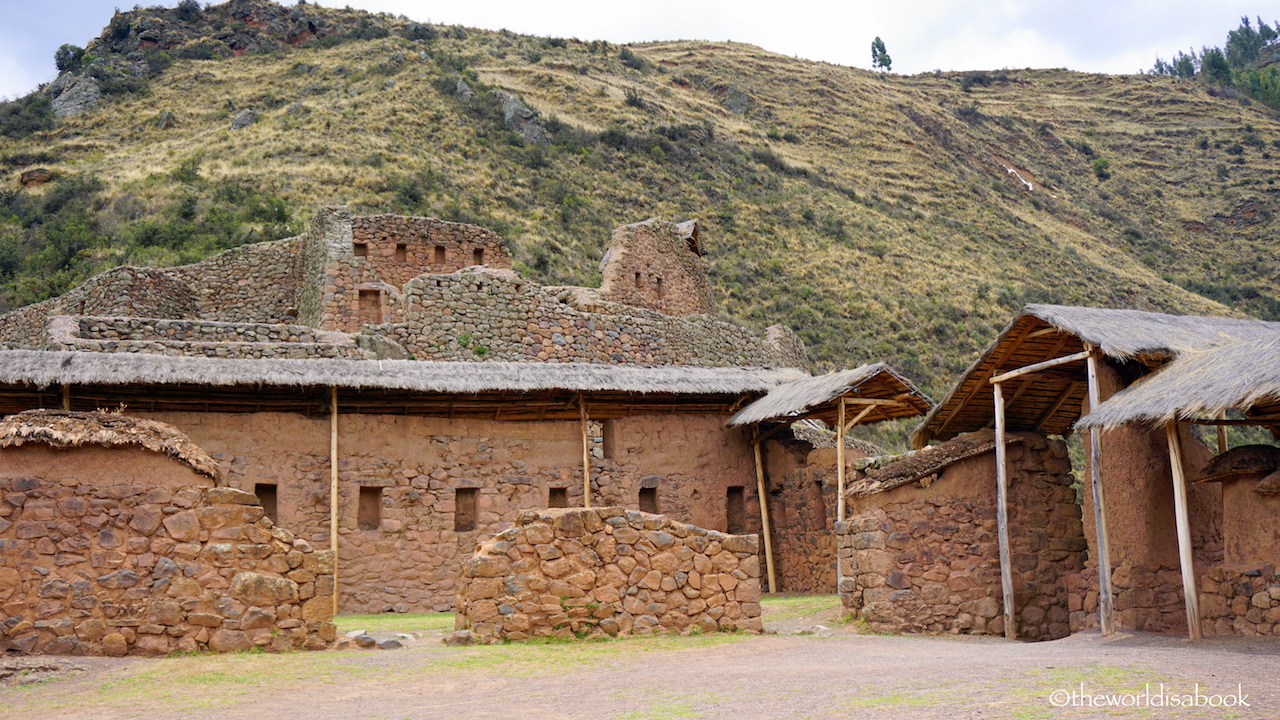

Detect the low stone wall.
[
  {"left": 0, "top": 446, "right": 335, "bottom": 656},
  {"left": 42, "top": 315, "right": 377, "bottom": 360},
  {"left": 168, "top": 236, "right": 307, "bottom": 324},
  {"left": 455, "top": 507, "right": 763, "bottom": 642},
  {"left": 1200, "top": 566, "right": 1280, "bottom": 637},
  {"left": 836, "top": 432, "right": 1084, "bottom": 641}
]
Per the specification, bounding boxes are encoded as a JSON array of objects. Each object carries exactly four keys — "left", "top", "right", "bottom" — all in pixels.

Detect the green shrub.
[
  {"left": 0, "top": 94, "right": 54, "bottom": 140},
  {"left": 54, "top": 44, "right": 86, "bottom": 73},
  {"left": 1091, "top": 158, "right": 1111, "bottom": 179}
]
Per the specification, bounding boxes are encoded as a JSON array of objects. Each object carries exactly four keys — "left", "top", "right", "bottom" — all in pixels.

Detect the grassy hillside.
[{"left": 2, "top": 1, "right": 1279, "bottom": 399}]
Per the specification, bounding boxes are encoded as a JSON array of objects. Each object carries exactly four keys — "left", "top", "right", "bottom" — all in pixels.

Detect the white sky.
[{"left": 0, "top": 1, "right": 1272, "bottom": 100}]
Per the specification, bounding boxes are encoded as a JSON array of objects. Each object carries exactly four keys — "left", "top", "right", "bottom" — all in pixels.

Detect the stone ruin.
[
  {"left": 835, "top": 430, "right": 1085, "bottom": 641},
  {"left": 455, "top": 507, "right": 763, "bottom": 642},
  {"left": 0, "top": 207, "right": 806, "bottom": 369},
  {"left": 0, "top": 410, "right": 336, "bottom": 656}
]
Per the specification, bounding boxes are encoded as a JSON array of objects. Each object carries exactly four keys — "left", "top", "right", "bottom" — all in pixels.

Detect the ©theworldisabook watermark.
[{"left": 1049, "top": 683, "right": 1251, "bottom": 708}]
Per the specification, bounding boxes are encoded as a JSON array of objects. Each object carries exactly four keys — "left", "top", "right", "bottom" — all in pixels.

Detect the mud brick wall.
[
  {"left": 598, "top": 219, "right": 715, "bottom": 317},
  {"left": 1070, "top": 361, "right": 1221, "bottom": 635},
  {"left": 143, "top": 411, "right": 763, "bottom": 614},
  {"left": 0, "top": 267, "right": 197, "bottom": 348},
  {"left": 42, "top": 316, "right": 376, "bottom": 360},
  {"left": 766, "top": 445, "right": 856, "bottom": 594},
  {"left": 1199, "top": 567, "right": 1280, "bottom": 637},
  {"left": 166, "top": 236, "right": 308, "bottom": 324},
  {"left": 0, "top": 446, "right": 335, "bottom": 657},
  {"left": 389, "top": 268, "right": 804, "bottom": 367},
  {"left": 836, "top": 433, "right": 1084, "bottom": 641},
  {"left": 456, "top": 507, "right": 762, "bottom": 642}
]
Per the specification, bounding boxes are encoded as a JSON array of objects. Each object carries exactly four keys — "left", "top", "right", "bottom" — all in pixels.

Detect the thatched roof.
[
  {"left": 0, "top": 409, "right": 220, "bottom": 479},
  {"left": 1078, "top": 334, "right": 1280, "bottom": 429},
  {"left": 727, "top": 364, "right": 932, "bottom": 427},
  {"left": 913, "top": 305, "right": 1280, "bottom": 447},
  {"left": 847, "top": 429, "right": 1022, "bottom": 497},
  {"left": 0, "top": 350, "right": 807, "bottom": 420}
]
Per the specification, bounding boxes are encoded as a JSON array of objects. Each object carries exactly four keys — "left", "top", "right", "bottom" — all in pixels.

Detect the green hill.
[{"left": 3, "top": 0, "right": 1279, "bottom": 399}]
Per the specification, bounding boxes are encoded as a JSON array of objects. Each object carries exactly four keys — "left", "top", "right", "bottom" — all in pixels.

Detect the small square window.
[
  {"left": 548, "top": 487, "right": 568, "bottom": 508},
  {"left": 639, "top": 487, "right": 659, "bottom": 514},
  {"left": 353, "top": 242, "right": 369, "bottom": 257}
]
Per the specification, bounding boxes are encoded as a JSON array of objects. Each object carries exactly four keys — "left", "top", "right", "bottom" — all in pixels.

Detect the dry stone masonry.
[{"left": 455, "top": 507, "right": 762, "bottom": 642}]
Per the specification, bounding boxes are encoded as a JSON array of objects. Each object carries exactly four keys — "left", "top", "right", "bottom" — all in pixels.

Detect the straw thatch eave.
[
  {"left": 1078, "top": 334, "right": 1280, "bottom": 429},
  {"left": 726, "top": 363, "right": 932, "bottom": 427},
  {"left": 0, "top": 409, "right": 221, "bottom": 479},
  {"left": 912, "top": 305, "right": 1280, "bottom": 448}
]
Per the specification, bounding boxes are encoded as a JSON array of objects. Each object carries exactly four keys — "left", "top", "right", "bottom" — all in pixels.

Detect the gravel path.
[{"left": 3, "top": 611, "right": 1277, "bottom": 719}]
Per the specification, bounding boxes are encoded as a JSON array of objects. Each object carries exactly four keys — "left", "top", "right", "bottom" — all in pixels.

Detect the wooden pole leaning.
[
  {"left": 1085, "top": 349, "right": 1116, "bottom": 636},
  {"left": 329, "top": 386, "right": 340, "bottom": 618},
  {"left": 837, "top": 398, "right": 846, "bottom": 523},
  {"left": 992, "top": 381, "right": 1017, "bottom": 640},
  {"left": 579, "top": 395, "right": 592, "bottom": 508},
  {"left": 1165, "top": 421, "right": 1203, "bottom": 640},
  {"left": 752, "top": 431, "right": 777, "bottom": 593},
  {"left": 61, "top": 385, "right": 71, "bottom": 411}
]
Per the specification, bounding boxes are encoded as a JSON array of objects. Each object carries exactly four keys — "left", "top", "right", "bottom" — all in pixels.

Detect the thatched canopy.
[
  {"left": 0, "top": 350, "right": 807, "bottom": 420},
  {"left": 913, "top": 305, "right": 1280, "bottom": 448},
  {"left": 847, "top": 429, "right": 1023, "bottom": 497},
  {"left": 0, "top": 409, "right": 220, "bottom": 479},
  {"left": 727, "top": 363, "right": 932, "bottom": 427},
  {"left": 1078, "top": 334, "right": 1280, "bottom": 429}
]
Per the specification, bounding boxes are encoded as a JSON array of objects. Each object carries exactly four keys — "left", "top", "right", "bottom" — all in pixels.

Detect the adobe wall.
[
  {"left": 166, "top": 236, "right": 308, "bottom": 324},
  {"left": 835, "top": 433, "right": 1084, "bottom": 640},
  {"left": 598, "top": 219, "right": 715, "bottom": 317},
  {"left": 0, "top": 445, "right": 335, "bottom": 656},
  {"left": 0, "top": 267, "right": 198, "bottom": 348},
  {"left": 1072, "top": 361, "right": 1221, "bottom": 635},
  {"left": 1221, "top": 479, "right": 1280, "bottom": 566},
  {"left": 143, "top": 411, "right": 764, "bottom": 614},
  {"left": 455, "top": 507, "right": 762, "bottom": 642},
  {"left": 389, "top": 268, "right": 806, "bottom": 367},
  {"left": 42, "top": 316, "right": 379, "bottom": 360}
]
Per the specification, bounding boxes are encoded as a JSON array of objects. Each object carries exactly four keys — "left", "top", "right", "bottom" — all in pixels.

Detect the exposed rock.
[
  {"left": 49, "top": 76, "right": 102, "bottom": 119},
  {"left": 19, "top": 169, "right": 52, "bottom": 187},
  {"left": 442, "top": 630, "right": 477, "bottom": 646},
  {"left": 715, "top": 84, "right": 755, "bottom": 115},
  {"left": 353, "top": 634, "right": 377, "bottom": 648},
  {"left": 455, "top": 79, "right": 476, "bottom": 101},
  {"left": 492, "top": 90, "right": 548, "bottom": 144},
  {"left": 230, "top": 109, "right": 258, "bottom": 130},
  {"left": 376, "top": 638, "right": 402, "bottom": 650},
  {"left": 156, "top": 111, "right": 175, "bottom": 130}
]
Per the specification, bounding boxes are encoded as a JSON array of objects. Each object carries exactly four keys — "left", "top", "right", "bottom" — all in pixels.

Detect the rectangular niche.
[
  {"left": 353, "top": 242, "right": 369, "bottom": 257},
  {"left": 548, "top": 487, "right": 568, "bottom": 508},
  {"left": 255, "top": 483, "right": 278, "bottom": 524},
  {"left": 726, "top": 485, "right": 745, "bottom": 534},
  {"left": 472, "top": 248, "right": 485, "bottom": 265},
  {"left": 358, "top": 289, "right": 382, "bottom": 325},
  {"left": 455, "top": 488, "right": 478, "bottom": 531},
  {"left": 357, "top": 486, "right": 381, "bottom": 531},
  {"left": 639, "top": 486, "right": 659, "bottom": 514},
  {"left": 434, "top": 245, "right": 447, "bottom": 264},
  {"left": 395, "top": 243, "right": 408, "bottom": 262}
]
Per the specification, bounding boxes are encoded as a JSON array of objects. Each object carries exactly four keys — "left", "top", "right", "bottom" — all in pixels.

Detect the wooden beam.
[
  {"left": 837, "top": 399, "right": 845, "bottom": 524},
  {"left": 1032, "top": 381, "right": 1080, "bottom": 432},
  {"left": 750, "top": 423, "right": 789, "bottom": 446},
  {"left": 841, "top": 398, "right": 908, "bottom": 406},
  {"left": 1085, "top": 350, "right": 1115, "bottom": 637},
  {"left": 1025, "top": 327, "right": 1064, "bottom": 339},
  {"left": 938, "top": 320, "right": 1040, "bottom": 430},
  {"left": 841, "top": 404, "right": 878, "bottom": 434},
  {"left": 753, "top": 438, "right": 777, "bottom": 594},
  {"left": 579, "top": 395, "right": 592, "bottom": 509},
  {"left": 1165, "top": 421, "right": 1203, "bottom": 640},
  {"left": 1188, "top": 416, "right": 1280, "bottom": 427},
  {"left": 61, "top": 385, "right": 70, "bottom": 411},
  {"left": 329, "top": 386, "right": 340, "bottom": 619},
  {"left": 992, "top": 381, "right": 1017, "bottom": 640},
  {"left": 988, "top": 349, "right": 1092, "bottom": 385},
  {"left": 1216, "top": 411, "right": 1228, "bottom": 454}
]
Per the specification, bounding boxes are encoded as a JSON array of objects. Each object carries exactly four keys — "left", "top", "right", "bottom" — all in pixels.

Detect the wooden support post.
[
  {"left": 579, "top": 396, "right": 591, "bottom": 508},
  {"left": 1165, "top": 421, "right": 1203, "bottom": 640},
  {"left": 837, "top": 398, "right": 846, "bottom": 523},
  {"left": 1216, "top": 411, "right": 1228, "bottom": 454},
  {"left": 753, "top": 439, "right": 777, "bottom": 593},
  {"left": 329, "top": 387, "right": 340, "bottom": 618},
  {"left": 1085, "top": 350, "right": 1115, "bottom": 636},
  {"left": 60, "top": 385, "right": 70, "bottom": 411},
  {"left": 992, "top": 381, "right": 1017, "bottom": 640}
]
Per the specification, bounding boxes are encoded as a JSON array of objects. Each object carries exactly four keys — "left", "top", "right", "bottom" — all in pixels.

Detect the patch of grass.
[
  {"left": 760, "top": 594, "right": 840, "bottom": 621},
  {"left": 335, "top": 612, "right": 456, "bottom": 634}
]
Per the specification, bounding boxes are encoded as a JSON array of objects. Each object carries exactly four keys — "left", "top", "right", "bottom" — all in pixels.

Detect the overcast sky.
[{"left": 1, "top": 1, "right": 1272, "bottom": 100}]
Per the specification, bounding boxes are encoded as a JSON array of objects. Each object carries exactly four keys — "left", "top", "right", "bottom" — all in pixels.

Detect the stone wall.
[
  {"left": 350, "top": 214, "right": 512, "bottom": 286},
  {"left": 1199, "top": 566, "right": 1280, "bottom": 637},
  {"left": 143, "top": 411, "right": 765, "bottom": 614},
  {"left": 598, "top": 219, "right": 715, "bottom": 317},
  {"left": 166, "top": 236, "right": 307, "bottom": 324},
  {"left": 388, "top": 268, "right": 803, "bottom": 366},
  {"left": 0, "top": 267, "right": 198, "bottom": 348},
  {"left": 766, "top": 442, "right": 843, "bottom": 594},
  {"left": 836, "top": 433, "right": 1084, "bottom": 640},
  {"left": 0, "top": 445, "right": 335, "bottom": 656},
  {"left": 455, "top": 507, "right": 762, "bottom": 642},
  {"left": 42, "top": 315, "right": 379, "bottom": 360}
]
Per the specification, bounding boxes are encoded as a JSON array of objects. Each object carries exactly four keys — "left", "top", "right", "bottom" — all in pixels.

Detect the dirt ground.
[{"left": 3, "top": 599, "right": 1277, "bottom": 720}]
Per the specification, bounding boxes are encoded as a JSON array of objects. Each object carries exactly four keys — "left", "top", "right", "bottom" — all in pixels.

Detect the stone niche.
[
  {"left": 835, "top": 431, "right": 1085, "bottom": 641},
  {"left": 454, "top": 507, "right": 763, "bottom": 643},
  {"left": 0, "top": 410, "right": 336, "bottom": 656}
]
